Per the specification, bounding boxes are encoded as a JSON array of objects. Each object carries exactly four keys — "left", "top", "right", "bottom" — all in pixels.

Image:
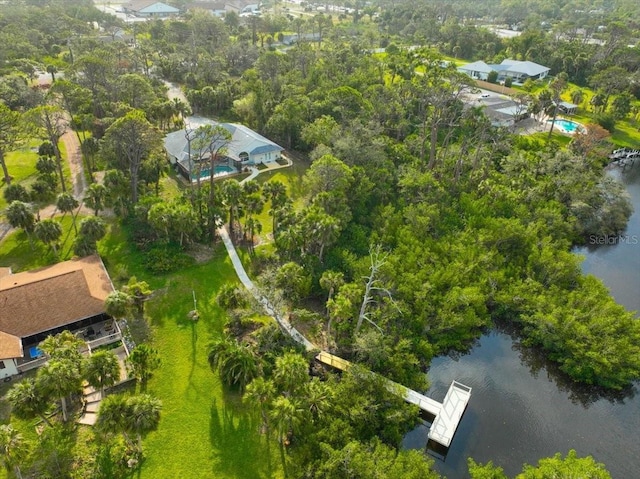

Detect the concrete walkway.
[{"left": 216, "top": 158, "right": 314, "bottom": 350}]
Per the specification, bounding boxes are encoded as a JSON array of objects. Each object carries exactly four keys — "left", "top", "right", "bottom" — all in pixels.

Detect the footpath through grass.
[{"left": 99, "top": 223, "right": 284, "bottom": 479}]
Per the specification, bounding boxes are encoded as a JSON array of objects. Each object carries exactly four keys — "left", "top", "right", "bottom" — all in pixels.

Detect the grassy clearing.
[
  {"left": 158, "top": 172, "right": 183, "bottom": 201},
  {"left": 253, "top": 159, "right": 309, "bottom": 245},
  {"left": 0, "top": 138, "right": 73, "bottom": 215},
  {"left": 529, "top": 131, "right": 573, "bottom": 147},
  {"left": 98, "top": 223, "right": 284, "bottom": 479},
  {"left": 0, "top": 143, "right": 39, "bottom": 212},
  {"left": 0, "top": 214, "right": 86, "bottom": 272}
]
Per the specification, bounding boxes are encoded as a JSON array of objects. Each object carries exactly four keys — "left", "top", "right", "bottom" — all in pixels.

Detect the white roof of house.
[
  {"left": 457, "top": 61, "right": 494, "bottom": 74},
  {"left": 140, "top": 2, "right": 180, "bottom": 13},
  {"left": 494, "top": 59, "right": 549, "bottom": 76},
  {"left": 164, "top": 117, "right": 283, "bottom": 166},
  {"left": 125, "top": 1, "right": 180, "bottom": 13}
]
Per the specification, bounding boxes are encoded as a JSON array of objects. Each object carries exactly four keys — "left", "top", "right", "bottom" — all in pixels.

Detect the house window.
[{"left": 0, "top": 361, "right": 5, "bottom": 369}]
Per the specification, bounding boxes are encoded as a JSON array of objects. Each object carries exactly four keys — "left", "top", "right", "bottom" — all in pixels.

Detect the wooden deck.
[{"left": 315, "top": 351, "right": 470, "bottom": 448}]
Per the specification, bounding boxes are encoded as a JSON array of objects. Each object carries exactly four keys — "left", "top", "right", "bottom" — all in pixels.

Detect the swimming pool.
[
  {"left": 548, "top": 119, "right": 585, "bottom": 134},
  {"left": 195, "top": 165, "right": 235, "bottom": 179}
]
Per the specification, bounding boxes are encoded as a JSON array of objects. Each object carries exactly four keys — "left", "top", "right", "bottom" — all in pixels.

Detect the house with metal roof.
[
  {"left": 122, "top": 0, "right": 181, "bottom": 17},
  {"left": 457, "top": 61, "right": 495, "bottom": 81},
  {"left": 164, "top": 117, "right": 284, "bottom": 183},
  {"left": 185, "top": 1, "right": 242, "bottom": 17},
  {"left": 0, "top": 255, "right": 118, "bottom": 379},
  {"left": 493, "top": 59, "right": 550, "bottom": 81},
  {"left": 458, "top": 59, "right": 550, "bottom": 83}
]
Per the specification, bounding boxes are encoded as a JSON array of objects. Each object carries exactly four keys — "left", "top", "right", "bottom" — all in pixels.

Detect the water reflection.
[
  {"left": 402, "top": 166, "right": 640, "bottom": 478},
  {"left": 503, "top": 322, "right": 637, "bottom": 408},
  {"left": 404, "top": 329, "right": 640, "bottom": 479}
]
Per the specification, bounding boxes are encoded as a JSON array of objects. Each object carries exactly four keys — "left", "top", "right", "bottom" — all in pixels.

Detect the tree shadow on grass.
[{"left": 209, "top": 398, "right": 280, "bottom": 479}]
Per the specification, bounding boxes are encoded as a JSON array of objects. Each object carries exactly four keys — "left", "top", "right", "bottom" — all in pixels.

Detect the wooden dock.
[{"left": 315, "top": 351, "right": 471, "bottom": 448}]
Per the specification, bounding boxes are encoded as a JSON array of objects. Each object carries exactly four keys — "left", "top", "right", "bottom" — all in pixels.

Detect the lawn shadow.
[{"left": 209, "top": 397, "right": 280, "bottom": 479}]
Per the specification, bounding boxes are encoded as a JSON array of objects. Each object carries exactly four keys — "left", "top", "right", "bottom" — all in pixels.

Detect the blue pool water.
[
  {"left": 196, "top": 165, "right": 234, "bottom": 179},
  {"left": 548, "top": 119, "right": 584, "bottom": 134}
]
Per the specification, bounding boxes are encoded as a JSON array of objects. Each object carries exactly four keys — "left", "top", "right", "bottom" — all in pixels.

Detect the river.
[{"left": 403, "top": 166, "right": 640, "bottom": 478}]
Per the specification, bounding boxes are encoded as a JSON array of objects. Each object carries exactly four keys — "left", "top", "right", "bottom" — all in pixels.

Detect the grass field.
[
  {"left": 0, "top": 139, "right": 73, "bottom": 215},
  {"left": 98, "top": 223, "right": 284, "bottom": 479},
  {"left": 253, "top": 158, "right": 310, "bottom": 245},
  {"left": 0, "top": 143, "right": 40, "bottom": 212},
  {"left": 0, "top": 213, "right": 284, "bottom": 478},
  {"left": 0, "top": 213, "right": 86, "bottom": 271}
]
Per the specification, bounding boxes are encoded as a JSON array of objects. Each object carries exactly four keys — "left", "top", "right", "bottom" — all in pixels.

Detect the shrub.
[
  {"left": 593, "top": 113, "right": 616, "bottom": 132},
  {"left": 487, "top": 70, "right": 498, "bottom": 83},
  {"left": 504, "top": 77, "right": 513, "bottom": 88},
  {"left": 216, "top": 283, "right": 249, "bottom": 310},
  {"left": 144, "top": 244, "right": 194, "bottom": 274}
]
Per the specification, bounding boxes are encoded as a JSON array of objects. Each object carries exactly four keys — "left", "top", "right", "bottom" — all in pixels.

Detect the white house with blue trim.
[
  {"left": 458, "top": 59, "right": 550, "bottom": 82},
  {"left": 164, "top": 117, "right": 284, "bottom": 182}
]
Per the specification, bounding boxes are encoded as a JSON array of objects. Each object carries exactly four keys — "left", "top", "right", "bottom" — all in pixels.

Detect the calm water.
[{"left": 403, "top": 166, "right": 640, "bottom": 478}]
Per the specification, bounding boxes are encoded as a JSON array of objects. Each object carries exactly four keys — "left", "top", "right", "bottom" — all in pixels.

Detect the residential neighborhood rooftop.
[
  {"left": 164, "top": 117, "right": 283, "bottom": 165},
  {"left": 0, "top": 255, "right": 114, "bottom": 357}
]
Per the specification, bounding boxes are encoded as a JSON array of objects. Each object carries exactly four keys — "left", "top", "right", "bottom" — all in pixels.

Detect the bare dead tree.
[{"left": 354, "top": 244, "right": 401, "bottom": 336}]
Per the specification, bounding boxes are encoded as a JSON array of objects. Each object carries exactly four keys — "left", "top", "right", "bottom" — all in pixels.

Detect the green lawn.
[
  {"left": 98, "top": 223, "right": 284, "bottom": 479},
  {"left": 253, "top": 159, "right": 310, "bottom": 244},
  {"left": 529, "top": 131, "right": 573, "bottom": 147},
  {"left": 0, "top": 214, "right": 85, "bottom": 272},
  {"left": 0, "top": 143, "right": 40, "bottom": 211},
  {"left": 0, "top": 139, "right": 72, "bottom": 215}
]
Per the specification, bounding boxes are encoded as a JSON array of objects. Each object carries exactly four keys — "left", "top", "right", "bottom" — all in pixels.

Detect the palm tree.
[
  {"left": 6, "top": 378, "right": 53, "bottom": 427},
  {"left": 46, "top": 64, "right": 58, "bottom": 82},
  {"left": 570, "top": 89, "right": 584, "bottom": 107},
  {"left": 34, "top": 219, "right": 63, "bottom": 257},
  {"left": 221, "top": 180, "right": 243, "bottom": 239},
  {"left": 207, "top": 337, "right": 259, "bottom": 392},
  {"left": 96, "top": 394, "right": 131, "bottom": 443},
  {"left": 6, "top": 201, "right": 35, "bottom": 247},
  {"left": 85, "top": 350, "right": 121, "bottom": 398},
  {"left": 122, "top": 277, "right": 152, "bottom": 318},
  {"left": 78, "top": 216, "right": 106, "bottom": 243},
  {"left": 37, "top": 359, "right": 83, "bottom": 422},
  {"left": 128, "top": 394, "right": 162, "bottom": 449},
  {"left": 56, "top": 192, "right": 79, "bottom": 233},
  {"left": 83, "top": 183, "right": 107, "bottom": 216},
  {"left": 39, "top": 330, "right": 84, "bottom": 363},
  {"left": 269, "top": 396, "right": 305, "bottom": 451},
  {"left": 126, "top": 344, "right": 161, "bottom": 391},
  {"left": 273, "top": 352, "right": 309, "bottom": 395},
  {"left": 97, "top": 394, "right": 162, "bottom": 450},
  {"left": 0, "top": 425, "right": 27, "bottom": 479},
  {"left": 304, "top": 378, "right": 332, "bottom": 422},
  {"left": 105, "top": 290, "right": 131, "bottom": 321},
  {"left": 244, "top": 377, "right": 276, "bottom": 435},
  {"left": 263, "top": 180, "right": 288, "bottom": 233},
  {"left": 74, "top": 216, "right": 106, "bottom": 256}
]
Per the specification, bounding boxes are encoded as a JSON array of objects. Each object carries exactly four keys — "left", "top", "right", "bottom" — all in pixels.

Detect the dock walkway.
[
  {"left": 218, "top": 167, "right": 471, "bottom": 449},
  {"left": 315, "top": 351, "right": 470, "bottom": 447}
]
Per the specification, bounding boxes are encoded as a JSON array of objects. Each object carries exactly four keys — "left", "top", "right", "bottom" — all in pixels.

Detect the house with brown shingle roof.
[{"left": 0, "top": 255, "right": 114, "bottom": 379}]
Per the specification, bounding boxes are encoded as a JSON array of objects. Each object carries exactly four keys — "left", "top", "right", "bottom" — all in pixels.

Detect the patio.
[{"left": 17, "top": 319, "right": 128, "bottom": 374}]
